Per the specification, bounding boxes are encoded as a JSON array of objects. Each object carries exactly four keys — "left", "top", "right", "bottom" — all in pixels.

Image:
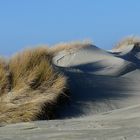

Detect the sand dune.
[
  {"left": 53, "top": 44, "right": 136, "bottom": 76},
  {"left": 1, "top": 38, "right": 140, "bottom": 139},
  {"left": 52, "top": 42, "right": 140, "bottom": 119}
]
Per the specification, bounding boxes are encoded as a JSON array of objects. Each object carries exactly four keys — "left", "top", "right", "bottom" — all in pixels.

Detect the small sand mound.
[
  {"left": 0, "top": 47, "right": 67, "bottom": 124},
  {"left": 113, "top": 36, "right": 140, "bottom": 49},
  {"left": 112, "top": 36, "right": 140, "bottom": 54},
  {"left": 112, "top": 37, "right": 140, "bottom": 66}
]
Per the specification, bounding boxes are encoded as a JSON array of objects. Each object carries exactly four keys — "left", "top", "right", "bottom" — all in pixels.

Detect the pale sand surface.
[{"left": 1, "top": 105, "right": 140, "bottom": 140}]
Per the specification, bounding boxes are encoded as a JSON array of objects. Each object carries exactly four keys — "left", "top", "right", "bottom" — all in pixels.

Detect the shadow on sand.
[{"left": 56, "top": 69, "right": 133, "bottom": 119}]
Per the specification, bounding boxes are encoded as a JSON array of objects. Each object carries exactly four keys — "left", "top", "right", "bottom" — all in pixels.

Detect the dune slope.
[{"left": 52, "top": 41, "right": 140, "bottom": 118}]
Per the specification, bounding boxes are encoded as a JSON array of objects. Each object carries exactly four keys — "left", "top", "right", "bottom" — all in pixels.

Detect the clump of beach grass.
[
  {"left": 113, "top": 36, "right": 140, "bottom": 51},
  {"left": 0, "top": 47, "right": 67, "bottom": 124}
]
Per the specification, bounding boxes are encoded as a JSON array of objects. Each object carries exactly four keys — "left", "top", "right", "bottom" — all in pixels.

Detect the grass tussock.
[
  {"left": 113, "top": 36, "right": 140, "bottom": 50},
  {"left": 0, "top": 59, "right": 11, "bottom": 96},
  {"left": 50, "top": 40, "right": 92, "bottom": 55},
  {"left": 0, "top": 47, "right": 67, "bottom": 124}
]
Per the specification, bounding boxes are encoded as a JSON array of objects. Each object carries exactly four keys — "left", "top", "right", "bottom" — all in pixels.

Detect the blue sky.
[{"left": 0, "top": 0, "right": 140, "bottom": 56}]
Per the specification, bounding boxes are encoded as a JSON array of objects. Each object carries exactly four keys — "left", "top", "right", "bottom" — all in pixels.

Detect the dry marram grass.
[
  {"left": 50, "top": 41, "right": 92, "bottom": 55},
  {"left": 0, "top": 47, "right": 67, "bottom": 124},
  {"left": 113, "top": 36, "right": 140, "bottom": 50}
]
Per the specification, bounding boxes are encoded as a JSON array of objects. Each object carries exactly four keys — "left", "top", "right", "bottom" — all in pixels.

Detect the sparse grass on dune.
[
  {"left": 0, "top": 58, "right": 11, "bottom": 96},
  {"left": 113, "top": 36, "right": 140, "bottom": 50},
  {"left": 0, "top": 47, "right": 67, "bottom": 124},
  {"left": 50, "top": 40, "right": 92, "bottom": 55}
]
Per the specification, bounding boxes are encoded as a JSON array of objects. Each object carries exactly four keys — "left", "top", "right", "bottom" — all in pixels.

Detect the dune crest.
[{"left": 112, "top": 36, "right": 140, "bottom": 54}]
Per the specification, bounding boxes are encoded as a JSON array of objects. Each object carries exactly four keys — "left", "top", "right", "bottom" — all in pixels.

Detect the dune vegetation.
[
  {"left": 0, "top": 47, "right": 67, "bottom": 124},
  {"left": 113, "top": 36, "right": 140, "bottom": 50},
  {"left": 50, "top": 41, "right": 91, "bottom": 55},
  {"left": 0, "top": 41, "right": 92, "bottom": 125}
]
